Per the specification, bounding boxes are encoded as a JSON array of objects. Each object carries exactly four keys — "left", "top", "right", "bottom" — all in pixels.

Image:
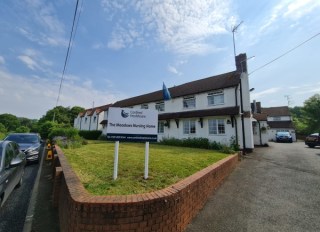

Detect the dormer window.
[
  {"left": 141, "top": 104, "right": 148, "bottom": 109},
  {"left": 155, "top": 102, "right": 165, "bottom": 112},
  {"left": 208, "top": 90, "right": 224, "bottom": 106},
  {"left": 183, "top": 96, "right": 195, "bottom": 109}
]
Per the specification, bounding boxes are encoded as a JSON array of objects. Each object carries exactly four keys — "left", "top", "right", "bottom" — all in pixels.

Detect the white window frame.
[
  {"left": 207, "top": 90, "right": 224, "bottom": 106},
  {"left": 158, "top": 121, "right": 165, "bottom": 133},
  {"left": 155, "top": 102, "right": 165, "bottom": 112},
  {"left": 209, "top": 119, "right": 225, "bottom": 135},
  {"left": 141, "top": 104, "right": 148, "bottom": 109},
  {"left": 183, "top": 96, "right": 196, "bottom": 109},
  {"left": 183, "top": 120, "right": 196, "bottom": 134}
]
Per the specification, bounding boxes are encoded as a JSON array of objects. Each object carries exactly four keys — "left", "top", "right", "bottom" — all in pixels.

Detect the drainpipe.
[
  {"left": 96, "top": 114, "right": 99, "bottom": 130},
  {"left": 234, "top": 86, "right": 239, "bottom": 145},
  {"left": 239, "top": 79, "right": 246, "bottom": 153},
  {"left": 258, "top": 121, "right": 262, "bottom": 145}
]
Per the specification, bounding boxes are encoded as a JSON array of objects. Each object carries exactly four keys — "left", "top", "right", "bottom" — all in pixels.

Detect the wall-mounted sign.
[{"left": 106, "top": 107, "right": 158, "bottom": 142}]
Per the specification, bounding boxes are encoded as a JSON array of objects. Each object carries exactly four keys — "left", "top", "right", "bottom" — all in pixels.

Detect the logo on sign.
[{"left": 121, "top": 110, "right": 129, "bottom": 118}]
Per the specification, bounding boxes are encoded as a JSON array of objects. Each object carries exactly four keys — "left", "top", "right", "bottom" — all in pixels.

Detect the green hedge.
[
  {"left": 79, "top": 130, "right": 102, "bottom": 140},
  {"left": 159, "top": 137, "right": 238, "bottom": 154}
]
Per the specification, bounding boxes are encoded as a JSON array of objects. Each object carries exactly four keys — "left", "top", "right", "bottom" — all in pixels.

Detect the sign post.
[
  {"left": 106, "top": 107, "right": 158, "bottom": 180},
  {"left": 144, "top": 141, "right": 149, "bottom": 179},
  {"left": 113, "top": 141, "right": 119, "bottom": 180}
]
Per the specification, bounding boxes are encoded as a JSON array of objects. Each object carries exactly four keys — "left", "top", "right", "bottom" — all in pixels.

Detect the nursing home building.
[{"left": 74, "top": 54, "right": 254, "bottom": 151}]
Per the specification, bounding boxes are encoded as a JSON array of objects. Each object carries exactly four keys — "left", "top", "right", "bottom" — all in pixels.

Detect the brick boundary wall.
[{"left": 53, "top": 146, "right": 240, "bottom": 232}]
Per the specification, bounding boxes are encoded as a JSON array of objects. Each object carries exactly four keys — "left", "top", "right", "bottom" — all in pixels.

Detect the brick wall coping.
[{"left": 56, "top": 146, "right": 237, "bottom": 204}]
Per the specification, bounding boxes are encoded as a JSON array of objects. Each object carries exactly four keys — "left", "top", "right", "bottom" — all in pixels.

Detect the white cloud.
[
  {"left": 17, "top": 49, "right": 52, "bottom": 71},
  {"left": 251, "top": 87, "right": 281, "bottom": 99},
  {"left": 17, "top": 1, "right": 67, "bottom": 47},
  {"left": 284, "top": 0, "right": 320, "bottom": 20},
  {"left": 259, "top": 0, "right": 320, "bottom": 34},
  {"left": 18, "top": 55, "right": 40, "bottom": 71},
  {"left": 0, "top": 56, "right": 5, "bottom": 65},
  {"left": 167, "top": 65, "right": 182, "bottom": 75},
  {"left": 102, "top": 0, "right": 235, "bottom": 55},
  {"left": 0, "top": 69, "right": 126, "bottom": 119}
]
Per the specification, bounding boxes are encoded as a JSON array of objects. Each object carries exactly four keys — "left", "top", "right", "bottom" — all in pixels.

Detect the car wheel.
[{"left": 308, "top": 144, "right": 315, "bottom": 148}]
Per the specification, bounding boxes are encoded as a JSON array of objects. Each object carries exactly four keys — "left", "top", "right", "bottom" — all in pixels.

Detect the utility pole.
[{"left": 284, "top": 95, "right": 292, "bottom": 107}]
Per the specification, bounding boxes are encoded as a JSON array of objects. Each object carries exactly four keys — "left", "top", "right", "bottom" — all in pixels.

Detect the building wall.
[
  {"left": 268, "top": 128, "right": 296, "bottom": 142},
  {"left": 253, "top": 121, "right": 269, "bottom": 145},
  {"left": 267, "top": 116, "right": 292, "bottom": 121}
]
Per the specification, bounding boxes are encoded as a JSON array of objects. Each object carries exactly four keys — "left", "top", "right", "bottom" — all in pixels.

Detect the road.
[
  {"left": 0, "top": 149, "right": 42, "bottom": 232},
  {"left": 186, "top": 141, "right": 320, "bottom": 232}
]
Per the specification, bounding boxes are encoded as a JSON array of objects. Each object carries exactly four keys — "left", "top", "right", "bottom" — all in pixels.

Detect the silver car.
[
  {"left": 4, "top": 133, "right": 41, "bottom": 163},
  {"left": 0, "top": 140, "right": 26, "bottom": 208}
]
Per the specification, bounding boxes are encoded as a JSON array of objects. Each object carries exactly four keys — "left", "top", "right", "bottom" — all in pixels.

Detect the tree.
[
  {"left": 15, "top": 126, "right": 30, "bottom": 133},
  {"left": 69, "top": 106, "right": 85, "bottom": 125},
  {"left": 0, "top": 113, "right": 20, "bottom": 131},
  {"left": 38, "top": 105, "right": 84, "bottom": 126},
  {"left": 38, "top": 121, "right": 61, "bottom": 139},
  {"left": 303, "top": 94, "right": 320, "bottom": 134}
]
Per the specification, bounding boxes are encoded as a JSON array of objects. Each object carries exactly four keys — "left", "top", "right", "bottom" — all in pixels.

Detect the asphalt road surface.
[
  {"left": 0, "top": 151, "right": 42, "bottom": 232},
  {"left": 186, "top": 141, "right": 320, "bottom": 232}
]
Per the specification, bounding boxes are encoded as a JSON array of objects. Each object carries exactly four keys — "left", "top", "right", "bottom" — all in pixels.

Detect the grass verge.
[{"left": 63, "top": 141, "right": 229, "bottom": 195}]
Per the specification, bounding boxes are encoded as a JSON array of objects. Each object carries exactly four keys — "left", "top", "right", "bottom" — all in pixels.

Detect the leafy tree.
[
  {"left": 303, "top": 94, "right": 320, "bottom": 134},
  {"left": 15, "top": 126, "right": 30, "bottom": 133},
  {"left": 0, "top": 123, "right": 6, "bottom": 133},
  {"left": 0, "top": 113, "right": 20, "bottom": 131},
  {"left": 38, "top": 105, "right": 84, "bottom": 126},
  {"left": 69, "top": 106, "right": 85, "bottom": 125},
  {"left": 38, "top": 121, "right": 61, "bottom": 139}
]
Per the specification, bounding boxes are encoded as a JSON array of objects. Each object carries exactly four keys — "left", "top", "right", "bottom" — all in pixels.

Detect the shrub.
[
  {"left": 159, "top": 137, "right": 236, "bottom": 154},
  {"left": 49, "top": 127, "right": 79, "bottom": 140},
  {"left": 79, "top": 130, "right": 102, "bottom": 140}
]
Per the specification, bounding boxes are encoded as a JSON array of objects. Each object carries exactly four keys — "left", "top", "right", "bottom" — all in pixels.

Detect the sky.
[{"left": 0, "top": 0, "right": 320, "bottom": 119}]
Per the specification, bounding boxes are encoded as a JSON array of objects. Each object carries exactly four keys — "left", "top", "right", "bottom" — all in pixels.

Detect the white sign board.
[{"left": 106, "top": 107, "right": 158, "bottom": 142}]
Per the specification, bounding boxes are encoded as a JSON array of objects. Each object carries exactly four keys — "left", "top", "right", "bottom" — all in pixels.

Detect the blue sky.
[{"left": 0, "top": 0, "right": 319, "bottom": 119}]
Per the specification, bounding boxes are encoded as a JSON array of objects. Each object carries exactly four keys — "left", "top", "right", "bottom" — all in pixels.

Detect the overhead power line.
[
  {"left": 53, "top": 0, "right": 82, "bottom": 121},
  {"left": 249, "top": 32, "right": 320, "bottom": 76},
  {"left": 56, "top": 0, "right": 80, "bottom": 106}
]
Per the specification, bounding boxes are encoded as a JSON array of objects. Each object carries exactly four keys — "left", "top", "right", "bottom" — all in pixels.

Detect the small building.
[
  {"left": 74, "top": 104, "right": 112, "bottom": 131},
  {"left": 261, "top": 106, "right": 296, "bottom": 141}
]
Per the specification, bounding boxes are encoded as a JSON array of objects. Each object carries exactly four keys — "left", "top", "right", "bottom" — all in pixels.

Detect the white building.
[
  {"left": 98, "top": 54, "right": 254, "bottom": 151},
  {"left": 262, "top": 106, "right": 296, "bottom": 142},
  {"left": 73, "top": 104, "right": 112, "bottom": 131}
]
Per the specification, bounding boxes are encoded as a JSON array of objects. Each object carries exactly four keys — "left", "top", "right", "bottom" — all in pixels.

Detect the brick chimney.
[{"left": 235, "top": 53, "right": 247, "bottom": 73}]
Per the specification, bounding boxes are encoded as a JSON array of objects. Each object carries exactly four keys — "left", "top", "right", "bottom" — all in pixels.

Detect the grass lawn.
[{"left": 62, "top": 141, "right": 229, "bottom": 195}]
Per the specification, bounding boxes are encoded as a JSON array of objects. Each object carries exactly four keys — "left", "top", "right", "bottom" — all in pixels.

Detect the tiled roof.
[
  {"left": 113, "top": 71, "right": 240, "bottom": 107},
  {"left": 159, "top": 107, "right": 239, "bottom": 120},
  {"left": 261, "top": 106, "right": 290, "bottom": 116},
  {"left": 78, "top": 104, "right": 113, "bottom": 116},
  {"left": 253, "top": 113, "right": 268, "bottom": 121},
  {"left": 268, "top": 121, "right": 294, "bottom": 129}
]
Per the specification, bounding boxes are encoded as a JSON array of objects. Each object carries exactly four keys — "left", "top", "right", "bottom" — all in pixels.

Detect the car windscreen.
[
  {"left": 277, "top": 132, "right": 289, "bottom": 136},
  {"left": 5, "top": 134, "right": 39, "bottom": 144}
]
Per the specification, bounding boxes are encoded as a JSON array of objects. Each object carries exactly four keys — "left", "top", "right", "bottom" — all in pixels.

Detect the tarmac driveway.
[{"left": 186, "top": 141, "right": 320, "bottom": 232}]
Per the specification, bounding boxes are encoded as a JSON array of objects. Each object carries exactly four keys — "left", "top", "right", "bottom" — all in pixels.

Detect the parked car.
[
  {"left": 275, "top": 131, "right": 293, "bottom": 143},
  {"left": 4, "top": 133, "right": 42, "bottom": 163},
  {"left": 0, "top": 140, "right": 26, "bottom": 208},
  {"left": 305, "top": 133, "right": 320, "bottom": 148}
]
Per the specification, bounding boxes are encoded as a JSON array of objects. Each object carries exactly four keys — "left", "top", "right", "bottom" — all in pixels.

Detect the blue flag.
[{"left": 162, "top": 82, "right": 171, "bottom": 100}]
